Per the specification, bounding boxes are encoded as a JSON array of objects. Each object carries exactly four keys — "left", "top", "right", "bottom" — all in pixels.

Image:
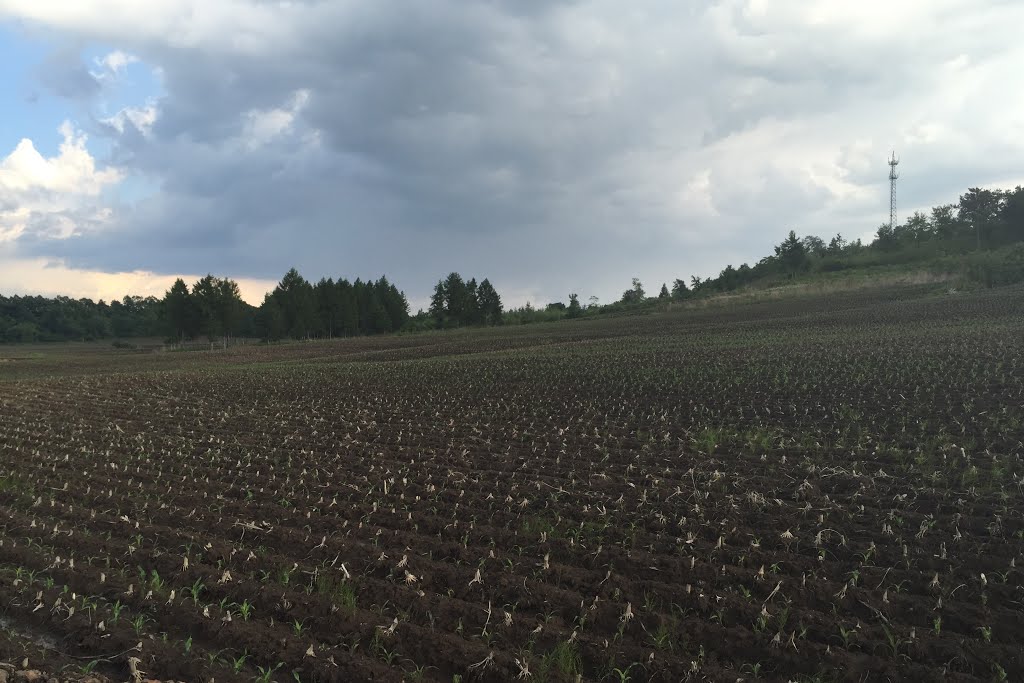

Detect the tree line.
[
  {"left": 0, "top": 294, "right": 162, "bottom": 343},
  {"left": 3, "top": 184, "right": 1023, "bottom": 343},
  {"left": 255, "top": 269, "right": 410, "bottom": 340},
  {"left": 426, "top": 272, "right": 503, "bottom": 328},
  {"left": 0, "top": 268, "right": 495, "bottom": 343},
  {"left": 162, "top": 275, "right": 256, "bottom": 343}
]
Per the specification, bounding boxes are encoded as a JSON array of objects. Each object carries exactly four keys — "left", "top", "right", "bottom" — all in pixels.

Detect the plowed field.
[{"left": 2, "top": 285, "right": 1023, "bottom": 682}]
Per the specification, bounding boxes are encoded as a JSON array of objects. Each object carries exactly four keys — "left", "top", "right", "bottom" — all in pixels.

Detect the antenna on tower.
[{"left": 888, "top": 151, "right": 900, "bottom": 228}]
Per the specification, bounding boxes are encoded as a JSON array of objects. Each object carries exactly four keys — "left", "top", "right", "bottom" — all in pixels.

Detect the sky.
[{"left": 1, "top": 1, "right": 1024, "bottom": 309}]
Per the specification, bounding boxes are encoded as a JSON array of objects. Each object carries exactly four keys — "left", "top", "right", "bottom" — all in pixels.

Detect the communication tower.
[{"left": 888, "top": 151, "right": 899, "bottom": 228}]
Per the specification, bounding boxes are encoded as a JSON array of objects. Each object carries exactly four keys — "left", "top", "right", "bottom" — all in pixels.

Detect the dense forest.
[
  {"left": 2, "top": 185, "right": 1023, "bottom": 343},
  {"left": 254, "top": 269, "right": 410, "bottom": 340},
  {"left": 0, "top": 294, "right": 164, "bottom": 343},
  {"left": 126, "top": 268, "right": 415, "bottom": 343}
]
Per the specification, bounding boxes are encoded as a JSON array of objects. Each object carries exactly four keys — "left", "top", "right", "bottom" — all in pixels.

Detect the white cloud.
[
  {"left": 103, "top": 103, "right": 159, "bottom": 135},
  {"left": 0, "top": 0, "right": 312, "bottom": 52},
  {"left": 0, "top": 123, "right": 119, "bottom": 194},
  {"left": 98, "top": 49, "right": 137, "bottom": 73},
  {"left": 241, "top": 89, "right": 310, "bottom": 149},
  {"left": 0, "top": 123, "right": 121, "bottom": 241}
]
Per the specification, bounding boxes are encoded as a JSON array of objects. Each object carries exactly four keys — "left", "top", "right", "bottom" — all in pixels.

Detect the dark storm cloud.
[
  {"left": 22, "top": 2, "right": 713, "bottom": 287},
  {"left": 6, "top": 0, "right": 1024, "bottom": 305}
]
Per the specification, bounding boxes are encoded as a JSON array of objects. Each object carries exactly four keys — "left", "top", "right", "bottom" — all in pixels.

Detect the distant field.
[{"left": 1, "top": 285, "right": 1022, "bottom": 682}]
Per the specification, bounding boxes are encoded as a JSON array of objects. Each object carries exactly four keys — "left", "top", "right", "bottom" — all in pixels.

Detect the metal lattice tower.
[{"left": 888, "top": 151, "right": 900, "bottom": 228}]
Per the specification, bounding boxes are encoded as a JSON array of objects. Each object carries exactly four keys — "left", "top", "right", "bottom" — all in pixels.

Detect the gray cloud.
[
  {"left": 5, "top": 0, "right": 1024, "bottom": 306},
  {"left": 35, "top": 45, "right": 102, "bottom": 99}
]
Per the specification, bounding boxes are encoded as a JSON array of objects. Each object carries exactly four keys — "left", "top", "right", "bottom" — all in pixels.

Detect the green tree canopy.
[{"left": 774, "top": 230, "right": 808, "bottom": 273}]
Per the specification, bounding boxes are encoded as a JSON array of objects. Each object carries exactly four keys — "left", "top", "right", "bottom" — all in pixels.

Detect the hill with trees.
[
  {"left": 499, "top": 185, "right": 1024, "bottom": 324},
  {"left": 681, "top": 185, "right": 1024, "bottom": 297}
]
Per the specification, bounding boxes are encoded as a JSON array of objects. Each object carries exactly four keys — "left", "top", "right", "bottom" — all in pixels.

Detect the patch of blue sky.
[
  {"left": 0, "top": 23, "right": 68, "bottom": 156},
  {"left": 0, "top": 23, "right": 163, "bottom": 164}
]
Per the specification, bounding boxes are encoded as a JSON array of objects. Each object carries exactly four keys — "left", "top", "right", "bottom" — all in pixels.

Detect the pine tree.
[
  {"left": 191, "top": 275, "right": 222, "bottom": 341},
  {"left": 273, "top": 268, "right": 317, "bottom": 338},
  {"left": 315, "top": 278, "right": 340, "bottom": 338},
  {"left": 375, "top": 276, "right": 410, "bottom": 331},
  {"left": 256, "top": 293, "right": 285, "bottom": 341},
  {"left": 671, "top": 279, "right": 689, "bottom": 299},
  {"left": 774, "top": 231, "right": 808, "bottom": 273},
  {"left": 216, "top": 278, "right": 243, "bottom": 342},
  {"left": 353, "top": 278, "right": 372, "bottom": 334},
  {"left": 336, "top": 279, "right": 359, "bottom": 336},
  {"left": 465, "top": 278, "right": 482, "bottom": 325},
  {"left": 443, "top": 272, "right": 469, "bottom": 325},
  {"left": 476, "top": 278, "right": 503, "bottom": 325},
  {"left": 429, "top": 279, "right": 447, "bottom": 326},
  {"left": 162, "top": 278, "right": 192, "bottom": 342}
]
